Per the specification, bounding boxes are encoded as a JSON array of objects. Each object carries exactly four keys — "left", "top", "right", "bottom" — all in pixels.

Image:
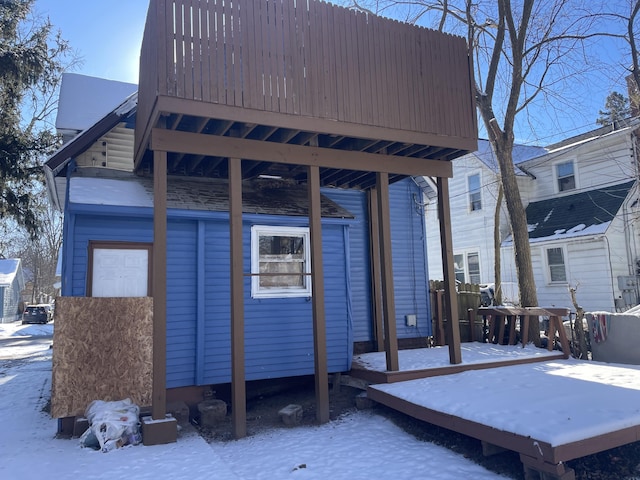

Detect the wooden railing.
[{"left": 137, "top": 0, "right": 476, "bottom": 154}]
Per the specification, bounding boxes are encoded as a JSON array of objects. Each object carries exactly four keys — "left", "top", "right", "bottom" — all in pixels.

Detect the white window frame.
[
  {"left": 545, "top": 245, "right": 568, "bottom": 284},
  {"left": 467, "top": 172, "right": 482, "bottom": 212},
  {"left": 554, "top": 159, "right": 577, "bottom": 193},
  {"left": 251, "top": 225, "right": 311, "bottom": 299},
  {"left": 453, "top": 250, "right": 481, "bottom": 284}
]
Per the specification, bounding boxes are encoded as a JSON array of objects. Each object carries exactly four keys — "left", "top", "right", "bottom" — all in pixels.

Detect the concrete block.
[
  {"left": 141, "top": 415, "right": 177, "bottom": 446},
  {"left": 278, "top": 404, "right": 303, "bottom": 426},
  {"left": 73, "top": 417, "right": 89, "bottom": 438},
  {"left": 355, "top": 392, "right": 375, "bottom": 410},
  {"left": 197, "top": 399, "right": 227, "bottom": 427}
]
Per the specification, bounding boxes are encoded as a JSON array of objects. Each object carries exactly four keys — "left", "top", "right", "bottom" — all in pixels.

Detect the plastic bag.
[{"left": 80, "top": 398, "right": 141, "bottom": 452}]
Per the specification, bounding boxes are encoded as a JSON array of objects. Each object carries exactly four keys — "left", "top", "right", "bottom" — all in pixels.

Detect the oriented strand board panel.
[{"left": 51, "top": 296, "right": 153, "bottom": 418}]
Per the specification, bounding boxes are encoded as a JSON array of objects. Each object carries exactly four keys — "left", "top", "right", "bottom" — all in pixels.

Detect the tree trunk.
[
  {"left": 493, "top": 181, "right": 504, "bottom": 305},
  {"left": 492, "top": 133, "right": 540, "bottom": 344}
]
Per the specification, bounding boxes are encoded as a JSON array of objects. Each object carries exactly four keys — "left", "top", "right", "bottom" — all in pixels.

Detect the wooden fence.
[{"left": 430, "top": 280, "right": 482, "bottom": 345}]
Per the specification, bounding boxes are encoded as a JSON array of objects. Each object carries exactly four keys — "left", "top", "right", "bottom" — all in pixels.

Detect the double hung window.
[{"left": 251, "top": 226, "right": 311, "bottom": 298}]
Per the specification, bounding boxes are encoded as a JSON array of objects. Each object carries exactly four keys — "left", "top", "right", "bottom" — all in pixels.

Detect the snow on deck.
[
  {"left": 354, "top": 343, "right": 560, "bottom": 372},
  {"left": 370, "top": 358, "right": 640, "bottom": 447}
]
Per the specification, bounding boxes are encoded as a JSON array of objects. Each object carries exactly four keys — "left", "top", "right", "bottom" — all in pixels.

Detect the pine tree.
[
  {"left": 596, "top": 91, "right": 631, "bottom": 126},
  {"left": 0, "top": 0, "right": 69, "bottom": 237}
]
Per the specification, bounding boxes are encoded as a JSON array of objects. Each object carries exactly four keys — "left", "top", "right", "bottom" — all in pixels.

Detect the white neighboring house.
[
  {"left": 426, "top": 122, "right": 640, "bottom": 313},
  {"left": 424, "top": 139, "right": 545, "bottom": 287},
  {"left": 502, "top": 122, "right": 640, "bottom": 312}
]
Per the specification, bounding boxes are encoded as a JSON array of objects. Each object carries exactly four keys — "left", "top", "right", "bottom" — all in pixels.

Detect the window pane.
[
  {"left": 557, "top": 162, "right": 573, "bottom": 177},
  {"left": 468, "top": 174, "right": 482, "bottom": 211},
  {"left": 547, "top": 247, "right": 567, "bottom": 282},
  {"left": 557, "top": 162, "right": 575, "bottom": 192},
  {"left": 454, "top": 254, "right": 465, "bottom": 283},
  {"left": 259, "top": 235, "right": 305, "bottom": 288},
  {"left": 467, "top": 252, "right": 480, "bottom": 284}
]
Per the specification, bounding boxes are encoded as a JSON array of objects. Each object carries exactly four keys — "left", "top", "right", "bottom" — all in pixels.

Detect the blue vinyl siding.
[
  {"left": 389, "top": 179, "right": 431, "bottom": 338},
  {"left": 64, "top": 176, "right": 428, "bottom": 389},
  {"left": 320, "top": 187, "right": 372, "bottom": 342},
  {"left": 323, "top": 178, "right": 431, "bottom": 341},
  {"left": 165, "top": 220, "right": 198, "bottom": 387},
  {"left": 203, "top": 220, "right": 350, "bottom": 385}
]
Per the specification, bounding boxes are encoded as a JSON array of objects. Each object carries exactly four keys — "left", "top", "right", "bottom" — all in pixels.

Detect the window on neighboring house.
[
  {"left": 546, "top": 247, "right": 567, "bottom": 282},
  {"left": 453, "top": 252, "right": 481, "bottom": 284},
  {"left": 467, "top": 252, "right": 481, "bottom": 284},
  {"left": 468, "top": 173, "right": 482, "bottom": 211},
  {"left": 251, "top": 225, "right": 311, "bottom": 298},
  {"left": 454, "top": 254, "right": 465, "bottom": 283},
  {"left": 556, "top": 161, "right": 575, "bottom": 192}
]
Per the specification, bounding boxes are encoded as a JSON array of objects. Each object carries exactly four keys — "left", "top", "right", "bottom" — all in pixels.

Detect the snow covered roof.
[
  {"left": 470, "top": 139, "right": 547, "bottom": 173},
  {"left": 0, "top": 259, "right": 23, "bottom": 287},
  {"left": 55, "top": 73, "right": 137, "bottom": 135},
  {"left": 514, "top": 180, "right": 636, "bottom": 244}
]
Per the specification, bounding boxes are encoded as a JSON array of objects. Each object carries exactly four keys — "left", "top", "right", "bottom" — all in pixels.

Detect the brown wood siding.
[{"left": 137, "top": 0, "right": 476, "bottom": 157}]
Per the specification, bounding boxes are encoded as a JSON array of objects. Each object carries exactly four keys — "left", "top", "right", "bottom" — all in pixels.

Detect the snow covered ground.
[
  {"left": 0, "top": 321, "right": 510, "bottom": 480},
  {"left": 5, "top": 320, "right": 640, "bottom": 479}
]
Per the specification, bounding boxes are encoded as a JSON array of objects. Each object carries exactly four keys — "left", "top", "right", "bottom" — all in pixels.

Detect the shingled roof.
[{"left": 523, "top": 181, "right": 636, "bottom": 243}]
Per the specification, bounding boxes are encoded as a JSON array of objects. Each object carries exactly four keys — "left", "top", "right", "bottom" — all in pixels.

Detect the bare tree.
[
  {"left": 350, "top": 0, "right": 601, "bottom": 343},
  {"left": 3, "top": 190, "right": 63, "bottom": 303}
]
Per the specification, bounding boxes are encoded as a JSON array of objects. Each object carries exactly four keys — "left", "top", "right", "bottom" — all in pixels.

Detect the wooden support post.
[
  {"left": 143, "top": 147, "right": 177, "bottom": 446},
  {"left": 308, "top": 165, "right": 330, "bottom": 424},
  {"left": 467, "top": 308, "right": 476, "bottom": 342},
  {"left": 229, "top": 157, "right": 247, "bottom": 439},
  {"left": 508, "top": 316, "right": 517, "bottom": 345},
  {"left": 521, "top": 315, "right": 530, "bottom": 346},
  {"left": 152, "top": 149, "right": 168, "bottom": 421},
  {"left": 368, "top": 189, "right": 385, "bottom": 352},
  {"left": 436, "top": 290, "right": 445, "bottom": 345},
  {"left": 520, "top": 454, "right": 576, "bottom": 480},
  {"left": 376, "top": 172, "right": 399, "bottom": 372},
  {"left": 437, "top": 177, "right": 462, "bottom": 364},
  {"left": 551, "top": 315, "right": 571, "bottom": 358}
]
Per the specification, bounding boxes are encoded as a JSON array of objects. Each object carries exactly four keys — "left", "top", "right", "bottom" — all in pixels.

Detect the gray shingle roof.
[{"left": 525, "top": 181, "right": 635, "bottom": 240}]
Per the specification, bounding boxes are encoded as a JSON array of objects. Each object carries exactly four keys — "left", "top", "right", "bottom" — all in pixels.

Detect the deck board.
[{"left": 367, "top": 359, "right": 640, "bottom": 465}]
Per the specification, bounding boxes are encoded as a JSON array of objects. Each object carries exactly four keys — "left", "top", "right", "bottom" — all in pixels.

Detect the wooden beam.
[
  {"left": 152, "top": 149, "right": 168, "bottom": 420},
  {"left": 308, "top": 165, "right": 330, "bottom": 424},
  {"left": 229, "top": 157, "right": 247, "bottom": 438},
  {"left": 150, "top": 128, "right": 454, "bottom": 178},
  {"left": 437, "top": 177, "right": 462, "bottom": 364},
  {"left": 155, "top": 95, "right": 478, "bottom": 153},
  {"left": 376, "top": 172, "right": 399, "bottom": 371},
  {"left": 368, "top": 189, "right": 384, "bottom": 352}
]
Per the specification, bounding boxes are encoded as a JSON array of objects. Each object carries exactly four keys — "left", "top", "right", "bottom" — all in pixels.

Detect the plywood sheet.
[{"left": 51, "top": 296, "right": 153, "bottom": 418}]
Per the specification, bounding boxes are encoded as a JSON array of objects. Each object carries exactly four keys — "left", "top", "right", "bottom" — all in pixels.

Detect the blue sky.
[
  {"left": 33, "top": 0, "right": 631, "bottom": 146},
  {"left": 35, "top": 1, "right": 148, "bottom": 85}
]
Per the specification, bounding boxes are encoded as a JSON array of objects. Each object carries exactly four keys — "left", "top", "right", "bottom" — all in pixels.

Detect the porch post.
[
  {"left": 368, "top": 189, "right": 385, "bottom": 352},
  {"left": 437, "top": 177, "right": 462, "bottom": 364},
  {"left": 308, "top": 165, "right": 330, "bottom": 424},
  {"left": 229, "top": 157, "right": 247, "bottom": 439},
  {"left": 376, "top": 172, "right": 399, "bottom": 371},
  {"left": 152, "top": 149, "right": 168, "bottom": 420}
]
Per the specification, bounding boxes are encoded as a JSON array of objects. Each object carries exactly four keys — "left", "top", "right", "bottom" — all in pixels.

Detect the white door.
[{"left": 92, "top": 248, "right": 149, "bottom": 297}]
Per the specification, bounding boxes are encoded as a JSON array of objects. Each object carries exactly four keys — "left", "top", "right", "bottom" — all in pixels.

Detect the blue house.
[
  {"left": 0, "top": 259, "right": 25, "bottom": 323},
  {"left": 46, "top": 0, "right": 477, "bottom": 441},
  {"left": 47, "top": 83, "right": 433, "bottom": 386}
]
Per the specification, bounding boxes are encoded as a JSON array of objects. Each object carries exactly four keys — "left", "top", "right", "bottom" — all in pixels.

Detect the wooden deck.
[
  {"left": 356, "top": 348, "right": 640, "bottom": 479},
  {"left": 350, "top": 343, "right": 565, "bottom": 384}
]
